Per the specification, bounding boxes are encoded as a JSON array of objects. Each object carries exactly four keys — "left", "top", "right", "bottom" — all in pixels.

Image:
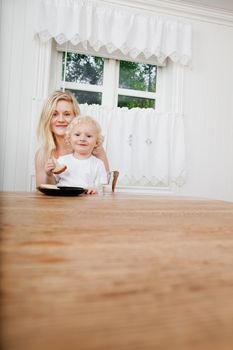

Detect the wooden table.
[{"left": 1, "top": 191, "right": 233, "bottom": 350}]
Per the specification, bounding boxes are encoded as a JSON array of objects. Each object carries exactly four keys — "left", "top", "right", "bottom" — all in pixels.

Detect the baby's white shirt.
[{"left": 55, "top": 154, "right": 108, "bottom": 188}]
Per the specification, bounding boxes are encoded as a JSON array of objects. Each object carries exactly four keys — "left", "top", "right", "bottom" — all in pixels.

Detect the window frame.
[{"left": 56, "top": 52, "right": 160, "bottom": 109}]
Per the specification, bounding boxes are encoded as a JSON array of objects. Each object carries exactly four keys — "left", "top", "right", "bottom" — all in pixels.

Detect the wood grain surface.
[{"left": 1, "top": 191, "right": 233, "bottom": 350}]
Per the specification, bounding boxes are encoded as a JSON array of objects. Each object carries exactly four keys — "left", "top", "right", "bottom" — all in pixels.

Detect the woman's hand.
[
  {"left": 45, "top": 158, "right": 56, "bottom": 176},
  {"left": 92, "top": 145, "right": 109, "bottom": 172}
]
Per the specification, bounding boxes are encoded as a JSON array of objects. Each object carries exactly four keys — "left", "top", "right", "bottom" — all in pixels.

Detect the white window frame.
[{"left": 55, "top": 51, "right": 160, "bottom": 110}]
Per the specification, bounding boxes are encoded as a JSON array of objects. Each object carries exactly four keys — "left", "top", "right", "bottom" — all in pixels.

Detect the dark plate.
[{"left": 38, "top": 186, "right": 85, "bottom": 196}]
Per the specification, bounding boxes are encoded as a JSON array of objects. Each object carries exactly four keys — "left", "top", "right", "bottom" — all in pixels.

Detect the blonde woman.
[{"left": 35, "top": 90, "right": 109, "bottom": 188}]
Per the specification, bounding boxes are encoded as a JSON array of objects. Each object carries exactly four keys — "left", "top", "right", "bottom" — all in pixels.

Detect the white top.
[{"left": 55, "top": 154, "right": 108, "bottom": 188}]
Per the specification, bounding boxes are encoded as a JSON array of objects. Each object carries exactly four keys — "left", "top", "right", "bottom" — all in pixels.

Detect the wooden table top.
[{"left": 1, "top": 191, "right": 233, "bottom": 350}]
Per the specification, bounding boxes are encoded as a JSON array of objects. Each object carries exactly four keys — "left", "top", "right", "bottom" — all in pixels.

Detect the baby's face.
[{"left": 70, "top": 123, "right": 98, "bottom": 157}]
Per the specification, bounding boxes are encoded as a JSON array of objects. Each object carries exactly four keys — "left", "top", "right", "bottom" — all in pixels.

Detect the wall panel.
[
  {"left": 0, "top": 0, "right": 37, "bottom": 191},
  {"left": 180, "top": 19, "right": 233, "bottom": 201}
]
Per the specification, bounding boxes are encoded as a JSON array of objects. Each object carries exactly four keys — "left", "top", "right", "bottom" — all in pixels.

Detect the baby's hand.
[
  {"left": 86, "top": 188, "right": 97, "bottom": 195},
  {"left": 45, "top": 158, "right": 56, "bottom": 175}
]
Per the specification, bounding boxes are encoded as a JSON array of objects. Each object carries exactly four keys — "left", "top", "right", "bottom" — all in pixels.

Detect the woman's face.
[{"left": 50, "top": 100, "right": 75, "bottom": 136}]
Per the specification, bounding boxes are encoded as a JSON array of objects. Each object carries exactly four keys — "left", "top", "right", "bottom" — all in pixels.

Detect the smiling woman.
[
  {"left": 50, "top": 100, "right": 74, "bottom": 135},
  {"left": 35, "top": 90, "right": 109, "bottom": 188}
]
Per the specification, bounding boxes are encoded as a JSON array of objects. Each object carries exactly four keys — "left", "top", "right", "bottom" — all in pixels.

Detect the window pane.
[
  {"left": 62, "top": 53, "right": 104, "bottom": 85},
  {"left": 119, "top": 61, "right": 157, "bottom": 92},
  {"left": 67, "top": 89, "right": 102, "bottom": 105},
  {"left": 118, "top": 95, "right": 155, "bottom": 109}
]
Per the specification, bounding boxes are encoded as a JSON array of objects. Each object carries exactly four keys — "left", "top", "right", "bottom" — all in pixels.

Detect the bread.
[
  {"left": 39, "top": 184, "right": 58, "bottom": 189},
  {"left": 52, "top": 164, "right": 67, "bottom": 175}
]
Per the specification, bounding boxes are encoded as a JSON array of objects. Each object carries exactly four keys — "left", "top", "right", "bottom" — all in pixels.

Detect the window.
[
  {"left": 61, "top": 53, "right": 104, "bottom": 105},
  {"left": 58, "top": 52, "right": 158, "bottom": 109},
  {"left": 118, "top": 60, "right": 157, "bottom": 109}
]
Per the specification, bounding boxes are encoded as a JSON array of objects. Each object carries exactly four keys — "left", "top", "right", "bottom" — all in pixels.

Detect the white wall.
[
  {"left": 180, "top": 19, "right": 233, "bottom": 201},
  {"left": 1, "top": 0, "right": 233, "bottom": 201},
  {"left": 0, "top": 0, "right": 37, "bottom": 191}
]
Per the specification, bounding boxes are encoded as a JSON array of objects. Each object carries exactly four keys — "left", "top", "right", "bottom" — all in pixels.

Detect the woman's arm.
[
  {"left": 35, "top": 149, "right": 56, "bottom": 188},
  {"left": 93, "top": 146, "right": 110, "bottom": 172}
]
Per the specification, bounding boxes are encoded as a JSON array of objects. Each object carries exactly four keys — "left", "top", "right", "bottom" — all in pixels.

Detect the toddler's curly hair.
[{"left": 65, "top": 115, "right": 104, "bottom": 149}]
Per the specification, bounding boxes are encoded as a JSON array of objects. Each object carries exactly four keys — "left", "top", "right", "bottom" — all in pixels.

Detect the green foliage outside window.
[
  {"left": 62, "top": 53, "right": 104, "bottom": 85},
  {"left": 62, "top": 53, "right": 157, "bottom": 108},
  {"left": 118, "top": 95, "right": 155, "bottom": 109},
  {"left": 119, "top": 60, "right": 157, "bottom": 92},
  {"left": 67, "top": 89, "right": 102, "bottom": 105}
]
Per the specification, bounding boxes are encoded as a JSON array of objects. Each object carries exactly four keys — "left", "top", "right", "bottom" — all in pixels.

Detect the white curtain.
[
  {"left": 80, "top": 104, "right": 186, "bottom": 187},
  {"left": 35, "top": 0, "right": 192, "bottom": 65}
]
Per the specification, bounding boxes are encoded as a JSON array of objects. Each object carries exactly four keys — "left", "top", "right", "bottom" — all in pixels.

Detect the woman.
[{"left": 35, "top": 90, "right": 109, "bottom": 188}]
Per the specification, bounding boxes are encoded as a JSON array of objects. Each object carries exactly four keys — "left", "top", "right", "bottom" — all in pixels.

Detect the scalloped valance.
[{"left": 35, "top": 0, "right": 192, "bottom": 65}]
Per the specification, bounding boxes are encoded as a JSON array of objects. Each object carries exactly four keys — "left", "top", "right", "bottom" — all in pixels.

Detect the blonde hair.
[
  {"left": 65, "top": 116, "right": 104, "bottom": 149},
  {"left": 37, "top": 90, "right": 80, "bottom": 159}
]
